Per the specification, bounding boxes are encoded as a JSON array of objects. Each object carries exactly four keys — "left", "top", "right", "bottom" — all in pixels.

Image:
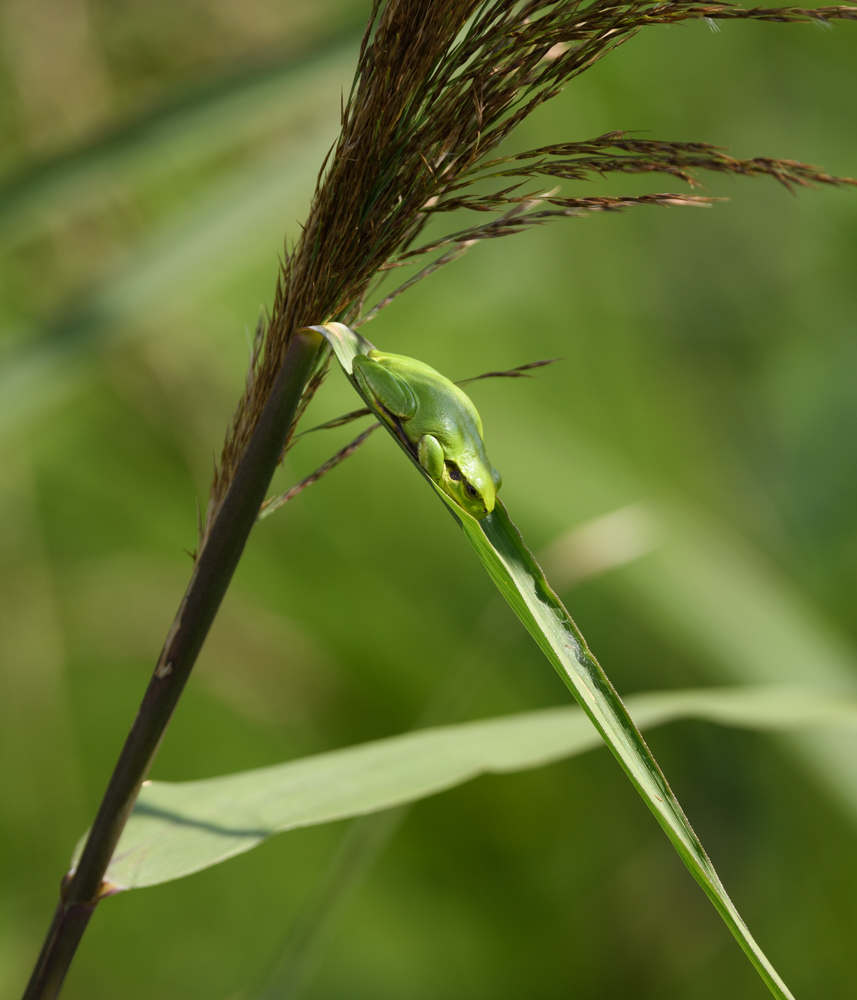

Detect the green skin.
[{"left": 352, "top": 350, "right": 502, "bottom": 519}]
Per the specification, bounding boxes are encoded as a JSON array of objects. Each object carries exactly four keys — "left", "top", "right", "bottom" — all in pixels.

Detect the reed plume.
[{"left": 209, "top": 0, "right": 856, "bottom": 533}]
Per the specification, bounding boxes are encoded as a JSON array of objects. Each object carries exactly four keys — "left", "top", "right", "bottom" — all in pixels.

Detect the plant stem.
[{"left": 22, "top": 329, "right": 326, "bottom": 1000}]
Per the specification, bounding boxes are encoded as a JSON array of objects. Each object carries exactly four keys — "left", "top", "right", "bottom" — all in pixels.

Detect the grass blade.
[
  {"left": 313, "top": 321, "right": 798, "bottom": 999},
  {"left": 510, "top": 422, "right": 857, "bottom": 820},
  {"left": 85, "top": 685, "right": 857, "bottom": 894}
]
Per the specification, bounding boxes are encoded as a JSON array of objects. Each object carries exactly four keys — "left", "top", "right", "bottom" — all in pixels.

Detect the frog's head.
[{"left": 442, "top": 460, "right": 502, "bottom": 520}]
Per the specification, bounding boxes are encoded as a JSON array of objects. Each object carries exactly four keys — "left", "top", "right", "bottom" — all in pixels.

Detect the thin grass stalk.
[{"left": 22, "top": 330, "right": 325, "bottom": 1000}]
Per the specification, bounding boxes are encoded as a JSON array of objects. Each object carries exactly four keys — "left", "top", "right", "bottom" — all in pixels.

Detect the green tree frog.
[{"left": 352, "top": 350, "right": 502, "bottom": 519}]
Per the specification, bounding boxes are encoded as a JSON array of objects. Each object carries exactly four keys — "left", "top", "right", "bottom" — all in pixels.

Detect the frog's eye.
[
  {"left": 464, "top": 482, "right": 478, "bottom": 498},
  {"left": 447, "top": 465, "right": 463, "bottom": 482}
]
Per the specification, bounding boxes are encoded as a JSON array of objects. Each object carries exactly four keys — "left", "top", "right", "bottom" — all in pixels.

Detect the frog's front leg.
[
  {"left": 417, "top": 434, "right": 445, "bottom": 481},
  {"left": 352, "top": 354, "right": 417, "bottom": 419}
]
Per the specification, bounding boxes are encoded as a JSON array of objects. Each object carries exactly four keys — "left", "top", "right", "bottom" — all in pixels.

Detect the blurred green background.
[{"left": 1, "top": 1, "right": 856, "bottom": 997}]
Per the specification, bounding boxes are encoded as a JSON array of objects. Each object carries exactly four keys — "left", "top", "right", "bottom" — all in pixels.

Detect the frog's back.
[{"left": 368, "top": 351, "right": 483, "bottom": 439}]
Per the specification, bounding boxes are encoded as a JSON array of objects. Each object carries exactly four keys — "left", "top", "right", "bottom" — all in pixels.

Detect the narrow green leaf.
[
  {"left": 312, "top": 322, "right": 798, "bottom": 999},
  {"left": 86, "top": 686, "right": 857, "bottom": 894},
  {"left": 510, "top": 423, "right": 857, "bottom": 819}
]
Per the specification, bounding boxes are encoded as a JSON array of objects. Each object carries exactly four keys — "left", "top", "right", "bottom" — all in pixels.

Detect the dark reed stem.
[{"left": 22, "top": 330, "right": 326, "bottom": 1000}]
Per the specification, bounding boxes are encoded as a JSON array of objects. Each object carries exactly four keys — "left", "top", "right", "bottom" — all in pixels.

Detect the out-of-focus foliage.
[{"left": 0, "top": 2, "right": 855, "bottom": 999}]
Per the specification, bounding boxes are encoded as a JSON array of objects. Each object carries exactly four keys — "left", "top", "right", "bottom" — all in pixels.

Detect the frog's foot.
[{"left": 417, "top": 434, "right": 445, "bottom": 481}]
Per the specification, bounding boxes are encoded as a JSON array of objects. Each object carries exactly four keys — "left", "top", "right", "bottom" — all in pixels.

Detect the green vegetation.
[{"left": 2, "top": 2, "right": 856, "bottom": 998}]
